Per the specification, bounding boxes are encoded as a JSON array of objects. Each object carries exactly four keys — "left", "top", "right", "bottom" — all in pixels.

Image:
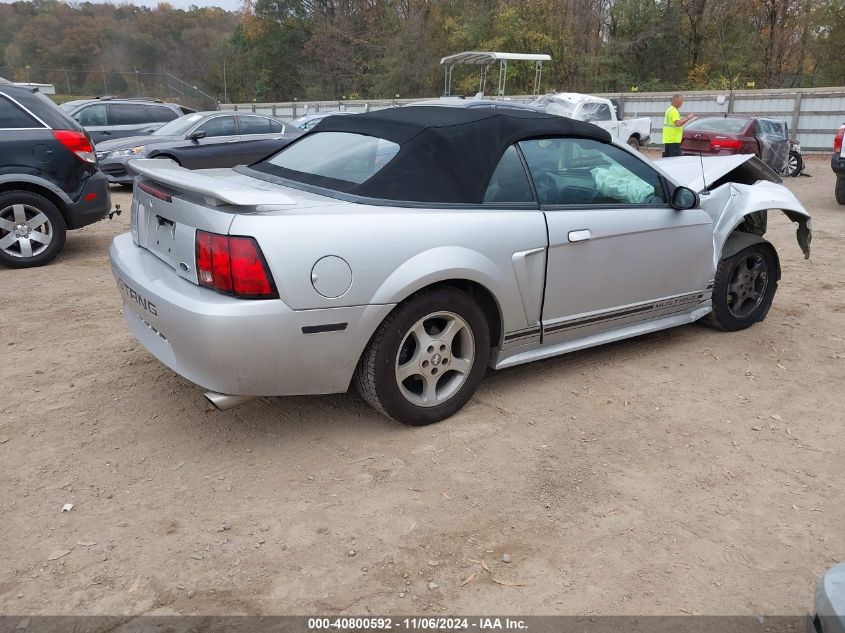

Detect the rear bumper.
[
  {"left": 66, "top": 170, "right": 112, "bottom": 229},
  {"left": 109, "top": 232, "right": 394, "bottom": 397},
  {"left": 832, "top": 154, "right": 845, "bottom": 177}
]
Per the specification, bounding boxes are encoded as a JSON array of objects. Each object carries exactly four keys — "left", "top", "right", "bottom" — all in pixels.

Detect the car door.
[
  {"left": 238, "top": 115, "right": 290, "bottom": 164},
  {"left": 519, "top": 137, "right": 715, "bottom": 346},
  {"left": 72, "top": 103, "right": 110, "bottom": 143},
  {"left": 108, "top": 103, "right": 154, "bottom": 141},
  {"left": 176, "top": 115, "right": 240, "bottom": 169}
]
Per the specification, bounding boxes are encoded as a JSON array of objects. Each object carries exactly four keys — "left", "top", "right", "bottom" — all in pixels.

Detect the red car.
[{"left": 680, "top": 114, "right": 802, "bottom": 176}]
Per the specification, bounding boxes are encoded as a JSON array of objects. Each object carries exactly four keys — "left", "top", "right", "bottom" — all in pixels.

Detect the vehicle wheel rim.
[
  {"left": 395, "top": 311, "right": 475, "bottom": 408},
  {"left": 0, "top": 203, "right": 52, "bottom": 258},
  {"left": 726, "top": 253, "right": 768, "bottom": 319},
  {"left": 783, "top": 154, "right": 798, "bottom": 175}
]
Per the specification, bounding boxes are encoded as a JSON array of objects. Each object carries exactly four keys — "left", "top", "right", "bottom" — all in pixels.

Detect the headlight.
[{"left": 105, "top": 146, "right": 145, "bottom": 159}]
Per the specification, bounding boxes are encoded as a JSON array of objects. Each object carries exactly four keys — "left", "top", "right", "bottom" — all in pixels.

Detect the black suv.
[
  {"left": 0, "top": 80, "right": 111, "bottom": 268},
  {"left": 59, "top": 97, "right": 195, "bottom": 143}
]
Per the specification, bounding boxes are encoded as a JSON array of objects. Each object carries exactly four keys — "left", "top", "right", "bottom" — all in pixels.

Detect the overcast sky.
[{"left": 1, "top": 0, "right": 243, "bottom": 12}]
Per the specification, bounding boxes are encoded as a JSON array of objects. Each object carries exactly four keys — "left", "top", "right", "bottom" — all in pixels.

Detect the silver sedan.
[{"left": 109, "top": 106, "right": 811, "bottom": 425}]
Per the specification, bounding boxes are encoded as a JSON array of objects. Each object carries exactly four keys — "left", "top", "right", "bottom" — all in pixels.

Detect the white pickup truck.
[{"left": 531, "top": 92, "right": 652, "bottom": 149}]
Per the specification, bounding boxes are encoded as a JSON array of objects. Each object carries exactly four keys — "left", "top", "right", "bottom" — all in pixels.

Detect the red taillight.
[
  {"left": 195, "top": 230, "right": 277, "bottom": 299},
  {"left": 137, "top": 180, "right": 172, "bottom": 203},
  {"left": 834, "top": 127, "right": 844, "bottom": 153},
  {"left": 53, "top": 129, "right": 95, "bottom": 163},
  {"left": 710, "top": 136, "right": 743, "bottom": 151}
]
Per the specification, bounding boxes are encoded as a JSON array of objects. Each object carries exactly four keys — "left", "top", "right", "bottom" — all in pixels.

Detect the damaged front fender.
[
  {"left": 656, "top": 154, "right": 811, "bottom": 261},
  {"left": 701, "top": 179, "right": 812, "bottom": 263}
]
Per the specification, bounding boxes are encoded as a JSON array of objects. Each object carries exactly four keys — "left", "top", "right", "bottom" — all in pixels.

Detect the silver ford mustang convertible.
[{"left": 109, "top": 106, "right": 811, "bottom": 425}]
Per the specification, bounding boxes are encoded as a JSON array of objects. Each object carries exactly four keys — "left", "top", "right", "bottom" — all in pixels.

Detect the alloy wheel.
[
  {"left": 0, "top": 203, "right": 53, "bottom": 259},
  {"left": 394, "top": 311, "right": 475, "bottom": 408},
  {"left": 726, "top": 253, "right": 769, "bottom": 319}
]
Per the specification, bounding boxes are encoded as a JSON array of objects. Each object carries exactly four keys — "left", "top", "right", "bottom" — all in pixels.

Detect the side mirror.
[
  {"left": 672, "top": 186, "right": 699, "bottom": 210},
  {"left": 187, "top": 130, "right": 206, "bottom": 141}
]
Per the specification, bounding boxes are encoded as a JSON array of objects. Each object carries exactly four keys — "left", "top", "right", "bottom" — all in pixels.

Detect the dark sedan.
[
  {"left": 680, "top": 114, "right": 802, "bottom": 176},
  {"left": 95, "top": 111, "right": 302, "bottom": 185}
]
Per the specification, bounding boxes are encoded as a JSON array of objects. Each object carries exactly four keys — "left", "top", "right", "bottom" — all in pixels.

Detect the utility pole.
[
  {"left": 135, "top": 68, "right": 141, "bottom": 96},
  {"left": 101, "top": 61, "right": 108, "bottom": 95},
  {"left": 223, "top": 57, "right": 228, "bottom": 104},
  {"left": 64, "top": 69, "right": 70, "bottom": 95}
]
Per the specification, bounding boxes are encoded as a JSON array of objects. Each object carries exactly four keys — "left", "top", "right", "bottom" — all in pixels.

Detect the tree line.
[{"left": 1, "top": 0, "right": 842, "bottom": 105}]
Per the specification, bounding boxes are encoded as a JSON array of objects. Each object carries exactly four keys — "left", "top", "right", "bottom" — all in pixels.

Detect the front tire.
[
  {"left": 0, "top": 191, "right": 67, "bottom": 268},
  {"left": 354, "top": 287, "right": 490, "bottom": 426},
  {"left": 627, "top": 136, "right": 640, "bottom": 150},
  {"left": 836, "top": 177, "right": 845, "bottom": 205},
  {"left": 703, "top": 242, "right": 778, "bottom": 331}
]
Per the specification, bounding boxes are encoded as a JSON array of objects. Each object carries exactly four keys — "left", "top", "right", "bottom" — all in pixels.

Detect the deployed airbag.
[{"left": 591, "top": 165, "right": 657, "bottom": 204}]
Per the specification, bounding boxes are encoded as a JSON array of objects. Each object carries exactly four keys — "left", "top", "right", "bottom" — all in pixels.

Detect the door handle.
[
  {"left": 568, "top": 229, "right": 593, "bottom": 242},
  {"left": 226, "top": 139, "right": 239, "bottom": 143}
]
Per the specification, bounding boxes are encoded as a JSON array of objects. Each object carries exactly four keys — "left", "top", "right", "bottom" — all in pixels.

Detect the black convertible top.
[{"left": 255, "top": 106, "right": 612, "bottom": 204}]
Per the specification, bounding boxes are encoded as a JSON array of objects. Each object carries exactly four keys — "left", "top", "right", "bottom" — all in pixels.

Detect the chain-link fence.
[{"left": 0, "top": 66, "right": 218, "bottom": 110}]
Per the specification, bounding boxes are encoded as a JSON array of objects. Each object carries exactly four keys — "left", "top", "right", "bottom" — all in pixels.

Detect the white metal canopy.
[{"left": 440, "top": 51, "right": 552, "bottom": 98}]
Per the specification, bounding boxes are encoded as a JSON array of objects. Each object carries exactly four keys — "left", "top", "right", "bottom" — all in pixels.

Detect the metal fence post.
[{"left": 791, "top": 91, "right": 803, "bottom": 139}]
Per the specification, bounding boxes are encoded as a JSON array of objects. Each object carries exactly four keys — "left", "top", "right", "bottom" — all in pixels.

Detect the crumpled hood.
[
  {"left": 654, "top": 155, "right": 778, "bottom": 192},
  {"left": 95, "top": 135, "right": 177, "bottom": 151}
]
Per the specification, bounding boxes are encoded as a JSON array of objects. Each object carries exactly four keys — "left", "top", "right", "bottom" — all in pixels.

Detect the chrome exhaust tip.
[{"left": 204, "top": 392, "right": 255, "bottom": 411}]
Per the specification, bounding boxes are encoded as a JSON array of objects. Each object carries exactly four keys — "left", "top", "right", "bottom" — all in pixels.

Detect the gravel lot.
[{"left": 1, "top": 158, "right": 843, "bottom": 616}]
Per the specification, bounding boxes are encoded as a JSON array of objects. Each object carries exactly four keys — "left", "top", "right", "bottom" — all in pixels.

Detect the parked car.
[
  {"left": 408, "top": 97, "right": 540, "bottom": 113},
  {"left": 95, "top": 111, "right": 302, "bottom": 186},
  {"left": 60, "top": 97, "right": 194, "bottom": 143},
  {"left": 832, "top": 124, "right": 845, "bottom": 204},
  {"left": 0, "top": 79, "right": 111, "bottom": 268},
  {"left": 530, "top": 92, "right": 652, "bottom": 149},
  {"left": 812, "top": 561, "right": 845, "bottom": 633},
  {"left": 681, "top": 114, "right": 804, "bottom": 177},
  {"left": 291, "top": 111, "right": 353, "bottom": 130},
  {"left": 110, "top": 106, "right": 810, "bottom": 426}
]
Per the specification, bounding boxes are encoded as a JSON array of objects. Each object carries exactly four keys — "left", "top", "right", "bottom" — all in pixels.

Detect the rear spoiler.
[{"left": 128, "top": 158, "right": 297, "bottom": 207}]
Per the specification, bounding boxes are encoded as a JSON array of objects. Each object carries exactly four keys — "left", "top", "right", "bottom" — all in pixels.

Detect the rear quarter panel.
[{"left": 229, "top": 204, "right": 548, "bottom": 335}]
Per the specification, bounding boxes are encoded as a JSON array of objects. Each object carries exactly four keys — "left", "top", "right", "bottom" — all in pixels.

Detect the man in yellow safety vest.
[{"left": 662, "top": 94, "right": 694, "bottom": 157}]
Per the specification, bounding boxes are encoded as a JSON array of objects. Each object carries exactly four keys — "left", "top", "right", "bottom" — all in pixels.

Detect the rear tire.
[
  {"left": 702, "top": 242, "right": 778, "bottom": 331},
  {"left": 0, "top": 191, "right": 66, "bottom": 268},
  {"left": 782, "top": 150, "right": 803, "bottom": 177},
  {"left": 354, "top": 287, "right": 490, "bottom": 426},
  {"left": 836, "top": 177, "right": 845, "bottom": 205}
]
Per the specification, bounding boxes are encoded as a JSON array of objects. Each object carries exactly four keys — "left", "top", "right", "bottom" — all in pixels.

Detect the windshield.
[
  {"left": 258, "top": 132, "right": 399, "bottom": 185},
  {"left": 152, "top": 113, "right": 205, "bottom": 137},
  {"left": 531, "top": 96, "right": 577, "bottom": 118},
  {"left": 685, "top": 117, "right": 750, "bottom": 134}
]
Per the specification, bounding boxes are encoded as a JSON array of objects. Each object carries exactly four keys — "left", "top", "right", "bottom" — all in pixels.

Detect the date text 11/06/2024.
[{"left": 307, "top": 617, "right": 528, "bottom": 630}]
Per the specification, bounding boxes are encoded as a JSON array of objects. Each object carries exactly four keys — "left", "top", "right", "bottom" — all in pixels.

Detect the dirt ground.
[{"left": 1, "top": 157, "right": 843, "bottom": 617}]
